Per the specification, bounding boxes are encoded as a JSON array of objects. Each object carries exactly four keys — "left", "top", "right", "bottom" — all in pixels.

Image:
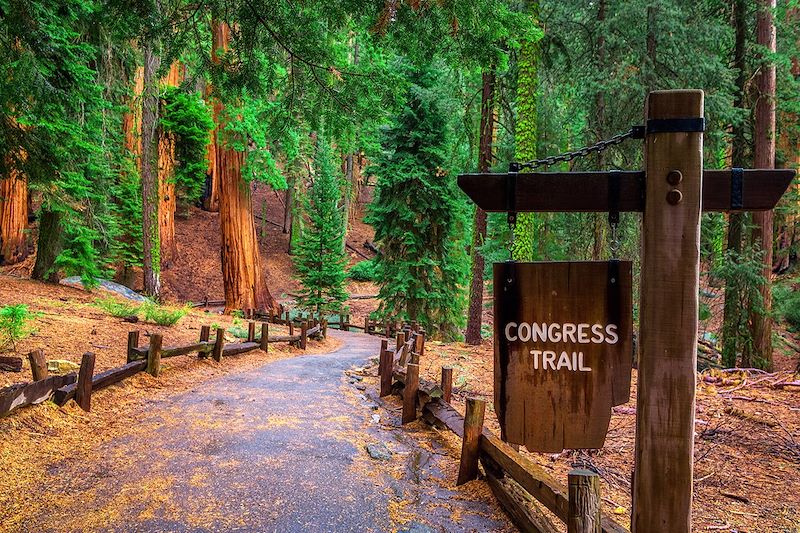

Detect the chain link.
[{"left": 514, "top": 126, "right": 644, "bottom": 171}]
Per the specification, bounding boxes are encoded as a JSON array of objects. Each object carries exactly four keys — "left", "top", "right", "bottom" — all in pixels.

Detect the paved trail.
[{"left": 21, "top": 331, "right": 513, "bottom": 532}]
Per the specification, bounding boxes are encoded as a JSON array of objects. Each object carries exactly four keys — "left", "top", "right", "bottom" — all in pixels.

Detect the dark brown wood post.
[
  {"left": 212, "top": 328, "right": 225, "bottom": 362},
  {"left": 247, "top": 321, "right": 256, "bottom": 342},
  {"left": 288, "top": 320, "right": 294, "bottom": 337},
  {"left": 28, "top": 349, "right": 48, "bottom": 381},
  {"left": 456, "top": 397, "right": 486, "bottom": 485},
  {"left": 568, "top": 469, "right": 601, "bottom": 533},
  {"left": 415, "top": 331, "right": 425, "bottom": 358},
  {"left": 342, "top": 314, "right": 350, "bottom": 331},
  {"left": 146, "top": 333, "right": 163, "bottom": 377},
  {"left": 364, "top": 316, "right": 369, "bottom": 333},
  {"left": 441, "top": 366, "right": 453, "bottom": 403},
  {"left": 75, "top": 352, "right": 96, "bottom": 412},
  {"left": 260, "top": 322, "right": 269, "bottom": 351},
  {"left": 402, "top": 363, "right": 419, "bottom": 424},
  {"left": 395, "top": 332, "right": 405, "bottom": 366},
  {"left": 321, "top": 319, "right": 328, "bottom": 338},
  {"left": 300, "top": 321, "right": 308, "bottom": 350},
  {"left": 126, "top": 331, "right": 140, "bottom": 363},
  {"left": 379, "top": 340, "right": 392, "bottom": 397},
  {"left": 199, "top": 325, "right": 210, "bottom": 358},
  {"left": 633, "top": 90, "right": 703, "bottom": 532}
]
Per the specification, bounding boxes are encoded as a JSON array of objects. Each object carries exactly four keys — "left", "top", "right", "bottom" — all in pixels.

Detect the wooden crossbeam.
[{"left": 457, "top": 169, "right": 795, "bottom": 213}]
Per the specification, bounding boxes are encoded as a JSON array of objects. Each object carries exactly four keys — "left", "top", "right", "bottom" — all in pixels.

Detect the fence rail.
[
  {"left": 377, "top": 322, "right": 629, "bottom": 533},
  {"left": 0, "top": 317, "right": 327, "bottom": 418}
]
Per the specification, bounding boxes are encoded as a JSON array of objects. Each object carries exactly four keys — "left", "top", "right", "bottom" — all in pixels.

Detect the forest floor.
[{"left": 1, "top": 330, "right": 513, "bottom": 533}]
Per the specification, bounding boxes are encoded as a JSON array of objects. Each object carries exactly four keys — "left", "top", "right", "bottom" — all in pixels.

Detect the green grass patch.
[{"left": 95, "top": 297, "right": 188, "bottom": 327}]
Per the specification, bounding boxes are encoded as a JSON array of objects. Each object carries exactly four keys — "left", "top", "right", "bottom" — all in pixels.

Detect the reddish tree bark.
[
  {"left": 203, "top": 72, "right": 221, "bottom": 212},
  {"left": 0, "top": 167, "right": 28, "bottom": 265},
  {"left": 465, "top": 69, "right": 495, "bottom": 345},
  {"left": 212, "top": 21, "right": 276, "bottom": 315},
  {"left": 750, "top": 0, "right": 776, "bottom": 370},
  {"left": 158, "top": 61, "right": 183, "bottom": 268}
]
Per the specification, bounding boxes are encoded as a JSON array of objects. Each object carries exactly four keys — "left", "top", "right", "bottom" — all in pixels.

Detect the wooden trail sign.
[
  {"left": 494, "top": 261, "right": 632, "bottom": 453},
  {"left": 457, "top": 90, "right": 795, "bottom": 531}
]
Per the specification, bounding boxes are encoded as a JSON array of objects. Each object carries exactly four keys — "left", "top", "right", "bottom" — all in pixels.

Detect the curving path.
[{"left": 18, "top": 330, "right": 513, "bottom": 532}]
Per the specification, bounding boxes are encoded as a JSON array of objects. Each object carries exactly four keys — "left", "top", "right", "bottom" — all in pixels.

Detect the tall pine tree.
[
  {"left": 366, "top": 65, "right": 469, "bottom": 340},
  {"left": 294, "top": 136, "right": 348, "bottom": 316}
]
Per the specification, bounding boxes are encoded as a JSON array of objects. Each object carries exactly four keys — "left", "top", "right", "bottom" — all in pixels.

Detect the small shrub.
[
  {"left": 0, "top": 304, "right": 39, "bottom": 352},
  {"left": 95, "top": 297, "right": 141, "bottom": 318},
  {"left": 348, "top": 259, "right": 378, "bottom": 282},
  {"left": 141, "top": 301, "right": 188, "bottom": 327}
]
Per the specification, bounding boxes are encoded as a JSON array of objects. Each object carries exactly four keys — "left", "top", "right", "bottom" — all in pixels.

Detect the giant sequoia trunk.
[
  {"left": 465, "top": 69, "right": 495, "bottom": 345},
  {"left": 212, "top": 21, "right": 276, "bottom": 315},
  {"left": 141, "top": 42, "right": 162, "bottom": 299},
  {"left": 0, "top": 170, "right": 28, "bottom": 265},
  {"left": 158, "top": 61, "right": 183, "bottom": 268},
  {"left": 749, "top": 0, "right": 777, "bottom": 370}
]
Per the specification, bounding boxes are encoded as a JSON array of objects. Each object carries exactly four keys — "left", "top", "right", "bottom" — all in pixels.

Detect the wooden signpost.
[
  {"left": 458, "top": 90, "right": 795, "bottom": 532},
  {"left": 494, "top": 261, "right": 632, "bottom": 453}
]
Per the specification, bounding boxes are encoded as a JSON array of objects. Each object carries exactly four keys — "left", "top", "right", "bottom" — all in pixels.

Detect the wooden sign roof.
[{"left": 459, "top": 169, "right": 795, "bottom": 213}]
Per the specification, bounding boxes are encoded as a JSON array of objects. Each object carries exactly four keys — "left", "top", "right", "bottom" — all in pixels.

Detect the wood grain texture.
[
  {"left": 1, "top": 374, "right": 76, "bottom": 416},
  {"left": 568, "top": 469, "right": 601, "bottom": 533},
  {"left": 402, "top": 363, "right": 419, "bottom": 424},
  {"left": 632, "top": 89, "right": 702, "bottom": 533},
  {"left": 212, "top": 328, "right": 225, "bottom": 361},
  {"left": 441, "top": 366, "right": 453, "bottom": 403},
  {"left": 146, "top": 333, "right": 162, "bottom": 377},
  {"left": 75, "top": 352, "right": 96, "bottom": 412},
  {"left": 494, "top": 261, "right": 632, "bottom": 452},
  {"left": 457, "top": 398, "right": 486, "bottom": 485},
  {"left": 27, "top": 349, "right": 48, "bottom": 381},
  {"left": 457, "top": 169, "right": 793, "bottom": 212}
]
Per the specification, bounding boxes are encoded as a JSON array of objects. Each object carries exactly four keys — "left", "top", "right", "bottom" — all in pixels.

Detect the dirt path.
[{"left": 13, "top": 331, "right": 513, "bottom": 533}]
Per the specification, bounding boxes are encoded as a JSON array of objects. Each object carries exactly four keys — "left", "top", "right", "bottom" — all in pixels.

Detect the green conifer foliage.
[
  {"left": 293, "top": 137, "right": 349, "bottom": 316},
  {"left": 159, "top": 87, "right": 215, "bottom": 205},
  {"left": 366, "top": 66, "right": 469, "bottom": 340}
]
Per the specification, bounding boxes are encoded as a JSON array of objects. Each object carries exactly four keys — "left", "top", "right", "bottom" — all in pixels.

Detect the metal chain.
[{"left": 515, "top": 125, "right": 644, "bottom": 171}]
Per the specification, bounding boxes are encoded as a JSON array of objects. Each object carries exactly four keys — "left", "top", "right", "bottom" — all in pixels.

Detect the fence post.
[
  {"left": 147, "top": 333, "right": 162, "bottom": 377},
  {"left": 441, "top": 366, "right": 453, "bottom": 403},
  {"left": 247, "top": 321, "right": 256, "bottom": 342},
  {"left": 568, "top": 469, "right": 601, "bottom": 533},
  {"left": 212, "top": 328, "right": 225, "bottom": 361},
  {"left": 126, "top": 331, "right": 140, "bottom": 363},
  {"left": 321, "top": 319, "right": 328, "bottom": 339},
  {"left": 75, "top": 352, "right": 96, "bottom": 412},
  {"left": 402, "top": 363, "right": 419, "bottom": 424},
  {"left": 260, "top": 322, "right": 269, "bottom": 352},
  {"left": 300, "top": 321, "right": 308, "bottom": 350},
  {"left": 416, "top": 331, "right": 425, "bottom": 358},
  {"left": 396, "top": 332, "right": 406, "bottom": 366},
  {"left": 379, "top": 340, "right": 392, "bottom": 397},
  {"left": 633, "top": 90, "right": 703, "bottom": 532},
  {"left": 199, "top": 325, "right": 210, "bottom": 358},
  {"left": 28, "top": 349, "right": 48, "bottom": 382},
  {"left": 456, "top": 397, "right": 486, "bottom": 485}
]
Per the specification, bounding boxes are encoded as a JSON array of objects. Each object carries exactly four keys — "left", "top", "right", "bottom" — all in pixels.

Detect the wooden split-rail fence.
[
  {"left": 378, "top": 324, "right": 629, "bottom": 533},
  {"left": 0, "top": 318, "right": 326, "bottom": 418}
]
